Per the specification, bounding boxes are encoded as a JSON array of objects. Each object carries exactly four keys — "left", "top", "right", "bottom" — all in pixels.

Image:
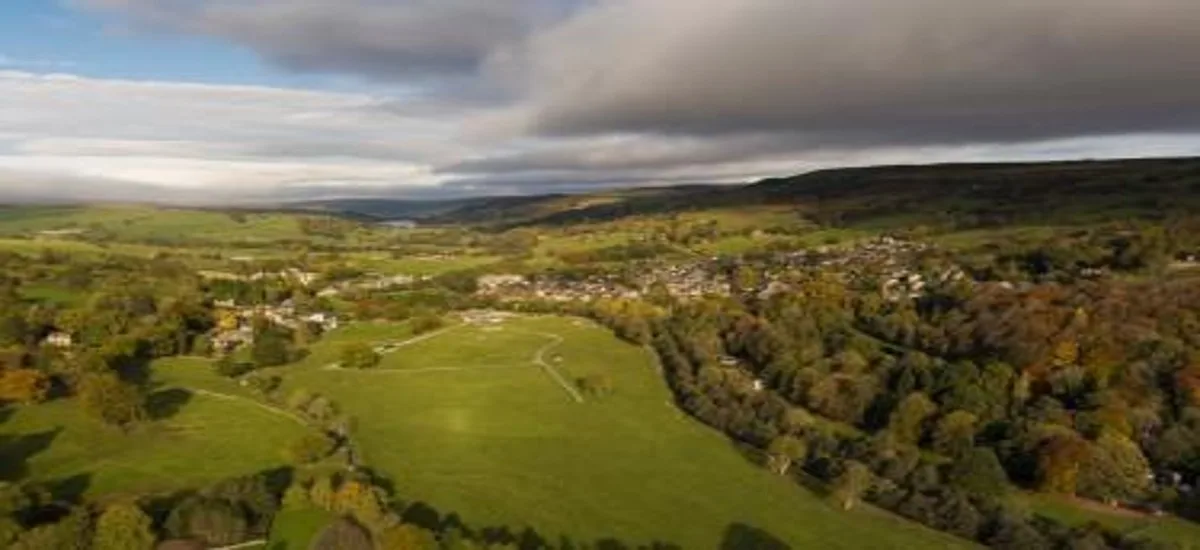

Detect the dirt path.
[
  {"left": 190, "top": 388, "right": 308, "bottom": 426},
  {"left": 520, "top": 330, "right": 585, "bottom": 403}
]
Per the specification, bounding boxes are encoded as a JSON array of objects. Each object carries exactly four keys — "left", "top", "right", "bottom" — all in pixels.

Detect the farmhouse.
[{"left": 43, "top": 331, "right": 73, "bottom": 348}]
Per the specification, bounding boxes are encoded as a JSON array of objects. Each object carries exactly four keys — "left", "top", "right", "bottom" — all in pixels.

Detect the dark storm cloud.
[
  {"left": 81, "top": 0, "right": 565, "bottom": 80},
  {"left": 513, "top": 0, "right": 1200, "bottom": 146}
]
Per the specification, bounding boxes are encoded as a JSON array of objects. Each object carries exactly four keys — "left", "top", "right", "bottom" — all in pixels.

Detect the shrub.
[
  {"left": 340, "top": 342, "right": 381, "bottom": 370},
  {"left": 93, "top": 502, "right": 156, "bottom": 550},
  {"left": 285, "top": 432, "right": 336, "bottom": 464},
  {"left": 79, "top": 373, "right": 146, "bottom": 428},
  {"left": 0, "top": 369, "right": 51, "bottom": 404}
]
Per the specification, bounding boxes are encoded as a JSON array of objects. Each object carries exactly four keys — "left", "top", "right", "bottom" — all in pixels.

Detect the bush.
[
  {"left": 0, "top": 369, "right": 51, "bottom": 404},
  {"left": 410, "top": 313, "right": 445, "bottom": 335},
  {"left": 340, "top": 342, "right": 381, "bottom": 370},
  {"left": 79, "top": 373, "right": 146, "bottom": 428},
  {"left": 285, "top": 432, "right": 336, "bottom": 464},
  {"left": 311, "top": 518, "right": 372, "bottom": 550},
  {"left": 93, "top": 502, "right": 156, "bottom": 550},
  {"left": 164, "top": 497, "right": 249, "bottom": 547},
  {"left": 214, "top": 356, "right": 253, "bottom": 378}
]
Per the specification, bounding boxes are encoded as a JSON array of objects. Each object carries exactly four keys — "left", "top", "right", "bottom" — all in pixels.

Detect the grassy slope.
[
  {"left": 1019, "top": 493, "right": 1200, "bottom": 549},
  {"left": 277, "top": 316, "right": 970, "bottom": 549},
  {"left": 0, "top": 357, "right": 307, "bottom": 500}
]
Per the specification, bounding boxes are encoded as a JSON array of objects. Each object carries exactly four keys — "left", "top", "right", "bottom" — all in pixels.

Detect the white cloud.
[{"left": 0, "top": 70, "right": 472, "bottom": 202}]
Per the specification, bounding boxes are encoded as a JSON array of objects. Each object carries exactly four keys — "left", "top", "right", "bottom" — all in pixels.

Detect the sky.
[{"left": 1, "top": 0, "right": 1199, "bottom": 204}]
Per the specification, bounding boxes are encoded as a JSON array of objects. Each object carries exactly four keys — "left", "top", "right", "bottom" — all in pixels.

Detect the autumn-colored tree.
[
  {"left": 93, "top": 502, "right": 156, "bottom": 550},
  {"left": 334, "top": 480, "right": 392, "bottom": 532},
  {"left": 0, "top": 369, "right": 50, "bottom": 404},
  {"left": 1036, "top": 432, "right": 1089, "bottom": 494},
  {"left": 309, "top": 476, "right": 337, "bottom": 511}
]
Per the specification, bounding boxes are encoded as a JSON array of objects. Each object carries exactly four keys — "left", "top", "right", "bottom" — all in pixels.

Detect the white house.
[{"left": 44, "top": 331, "right": 73, "bottom": 348}]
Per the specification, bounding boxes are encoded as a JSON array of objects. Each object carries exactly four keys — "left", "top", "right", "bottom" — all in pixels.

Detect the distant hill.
[{"left": 294, "top": 157, "right": 1200, "bottom": 229}]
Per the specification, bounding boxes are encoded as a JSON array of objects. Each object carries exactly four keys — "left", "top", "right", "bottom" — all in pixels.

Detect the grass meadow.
[
  {"left": 274, "top": 315, "right": 970, "bottom": 549},
  {"left": 0, "top": 357, "right": 307, "bottom": 501}
]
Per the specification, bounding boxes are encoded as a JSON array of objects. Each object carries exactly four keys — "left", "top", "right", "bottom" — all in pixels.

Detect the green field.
[
  {"left": 274, "top": 315, "right": 970, "bottom": 549},
  {"left": 1018, "top": 493, "right": 1200, "bottom": 549},
  {"left": 0, "top": 357, "right": 308, "bottom": 500}
]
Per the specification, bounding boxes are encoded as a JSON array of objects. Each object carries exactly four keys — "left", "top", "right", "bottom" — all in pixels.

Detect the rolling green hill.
[{"left": 266, "top": 315, "right": 971, "bottom": 549}]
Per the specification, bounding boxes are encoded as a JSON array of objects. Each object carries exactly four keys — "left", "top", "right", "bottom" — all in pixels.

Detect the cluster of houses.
[
  {"left": 211, "top": 299, "right": 341, "bottom": 353},
  {"left": 475, "top": 237, "right": 964, "bottom": 304},
  {"left": 199, "top": 267, "right": 322, "bottom": 287},
  {"left": 476, "top": 262, "right": 733, "bottom": 303}
]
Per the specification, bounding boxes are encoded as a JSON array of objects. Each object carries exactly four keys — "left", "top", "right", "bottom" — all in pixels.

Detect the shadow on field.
[
  {"left": 147, "top": 387, "right": 194, "bottom": 420},
  {"left": 0, "top": 427, "right": 61, "bottom": 481},
  {"left": 399, "top": 500, "right": 684, "bottom": 550},
  {"left": 45, "top": 473, "right": 92, "bottom": 503},
  {"left": 720, "top": 523, "right": 792, "bottom": 550}
]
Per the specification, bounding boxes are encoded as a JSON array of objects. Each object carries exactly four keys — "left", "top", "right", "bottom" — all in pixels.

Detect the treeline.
[{"left": 501, "top": 270, "right": 1199, "bottom": 548}]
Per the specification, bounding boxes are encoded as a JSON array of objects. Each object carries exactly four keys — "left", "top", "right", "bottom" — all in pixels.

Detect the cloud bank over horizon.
[{"left": 3, "top": 0, "right": 1199, "bottom": 203}]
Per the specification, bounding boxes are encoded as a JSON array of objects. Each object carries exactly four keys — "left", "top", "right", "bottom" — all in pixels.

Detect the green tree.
[
  {"left": 340, "top": 342, "right": 381, "bottom": 370},
  {"left": 766, "top": 435, "right": 808, "bottom": 476},
  {"left": 79, "top": 372, "right": 146, "bottom": 428},
  {"left": 377, "top": 524, "right": 438, "bottom": 550},
  {"left": 932, "top": 411, "right": 978, "bottom": 458},
  {"left": 285, "top": 432, "right": 336, "bottom": 464},
  {"left": 334, "top": 480, "right": 392, "bottom": 533},
  {"left": 11, "top": 508, "right": 90, "bottom": 550},
  {"left": 1078, "top": 433, "right": 1153, "bottom": 502},
  {"left": 831, "top": 460, "right": 873, "bottom": 511},
  {"left": 948, "top": 447, "right": 1009, "bottom": 498},
  {"left": 888, "top": 392, "right": 937, "bottom": 446},
  {"left": 94, "top": 502, "right": 156, "bottom": 550},
  {"left": 281, "top": 483, "right": 312, "bottom": 511},
  {"left": 251, "top": 328, "right": 292, "bottom": 368}
]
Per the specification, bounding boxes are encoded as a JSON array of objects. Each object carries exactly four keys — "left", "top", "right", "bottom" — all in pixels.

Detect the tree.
[
  {"left": 281, "top": 483, "right": 311, "bottom": 511},
  {"left": 0, "top": 369, "right": 50, "bottom": 404},
  {"left": 1077, "top": 433, "right": 1153, "bottom": 503},
  {"left": 948, "top": 447, "right": 1009, "bottom": 498},
  {"left": 311, "top": 517, "right": 372, "bottom": 550},
  {"left": 1036, "top": 432, "right": 1089, "bottom": 494},
  {"left": 576, "top": 373, "right": 614, "bottom": 397},
  {"left": 251, "top": 328, "right": 292, "bottom": 368},
  {"left": 831, "top": 460, "right": 873, "bottom": 511},
  {"left": 766, "top": 435, "right": 808, "bottom": 476},
  {"left": 888, "top": 392, "right": 937, "bottom": 446},
  {"left": 94, "top": 502, "right": 156, "bottom": 550},
  {"left": 340, "top": 342, "right": 381, "bottom": 370},
  {"left": 309, "top": 476, "right": 337, "bottom": 511},
  {"left": 334, "top": 480, "right": 392, "bottom": 533},
  {"left": 377, "top": 524, "right": 438, "bottom": 550},
  {"left": 79, "top": 372, "right": 146, "bottom": 428},
  {"left": 932, "top": 411, "right": 978, "bottom": 458},
  {"left": 164, "top": 497, "right": 248, "bottom": 547},
  {"left": 10, "top": 508, "right": 90, "bottom": 550},
  {"left": 285, "top": 432, "right": 336, "bottom": 464}
]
